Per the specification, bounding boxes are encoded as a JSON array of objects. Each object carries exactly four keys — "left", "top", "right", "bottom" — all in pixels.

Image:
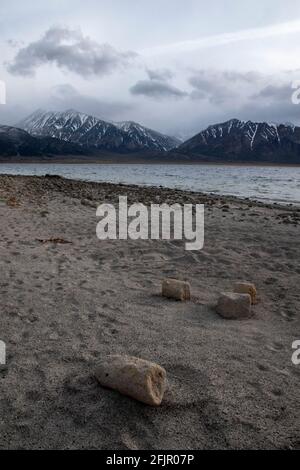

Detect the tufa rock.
[
  {"left": 162, "top": 278, "right": 191, "bottom": 301},
  {"left": 216, "top": 292, "right": 252, "bottom": 319},
  {"left": 233, "top": 281, "right": 257, "bottom": 304},
  {"left": 95, "top": 355, "right": 167, "bottom": 406}
]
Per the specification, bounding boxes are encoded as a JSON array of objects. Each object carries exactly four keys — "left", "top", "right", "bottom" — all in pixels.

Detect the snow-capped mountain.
[
  {"left": 176, "top": 119, "right": 300, "bottom": 163},
  {"left": 114, "top": 120, "right": 180, "bottom": 152},
  {"left": 18, "top": 110, "right": 180, "bottom": 153},
  {"left": 4, "top": 115, "right": 300, "bottom": 162}
]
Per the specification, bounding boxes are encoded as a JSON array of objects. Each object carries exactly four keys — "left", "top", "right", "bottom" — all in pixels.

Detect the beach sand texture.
[{"left": 0, "top": 174, "right": 299, "bottom": 449}]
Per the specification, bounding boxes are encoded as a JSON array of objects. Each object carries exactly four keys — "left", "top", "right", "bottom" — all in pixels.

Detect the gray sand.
[{"left": 0, "top": 174, "right": 299, "bottom": 450}]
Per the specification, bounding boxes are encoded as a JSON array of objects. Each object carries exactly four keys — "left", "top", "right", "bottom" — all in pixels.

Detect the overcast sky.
[{"left": 1, "top": 0, "right": 300, "bottom": 137}]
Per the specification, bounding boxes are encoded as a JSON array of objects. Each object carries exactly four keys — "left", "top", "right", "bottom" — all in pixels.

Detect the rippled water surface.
[{"left": 1, "top": 163, "right": 300, "bottom": 204}]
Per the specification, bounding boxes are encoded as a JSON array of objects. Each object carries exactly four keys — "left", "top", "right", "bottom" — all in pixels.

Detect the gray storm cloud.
[
  {"left": 2, "top": 2, "right": 300, "bottom": 133},
  {"left": 7, "top": 26, "right": 137, "bottom": 77},
  {"left": 189, "top": 76, "right": 236, "bottom": 104},
  {"left": 130, "top": 67, "right": 187, "bottom": 99},
  {"left": 130, "top": 67, "right": 186, "bottom": 100},
  {"left": 130, "top": 79, "right": 188, "bottom": 99},
  {"left": 252, "top": 84, "right": 293, "bottom": 101},
  {"left": 188, "top": 70, "right": 264, "bottom": 104},
  {"left": 49, "top": 84, "right": 133, "bottom": 120},
  {"left": 146, "top": 68, "right": 174, "bottom": 81}
]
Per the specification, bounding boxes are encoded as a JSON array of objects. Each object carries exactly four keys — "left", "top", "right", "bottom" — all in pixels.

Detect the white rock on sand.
[
  {"left": 234, "top": 281, "right": 257, "bottom": 304},
  {"left": 162, "top": 278, "right": 191, "bottom": 301},
  {"left": 95, "top": 355, "right": 167, "bottom": 406},
  {"left": 216, "top": 292, "right": 252, "bottom": 319}
]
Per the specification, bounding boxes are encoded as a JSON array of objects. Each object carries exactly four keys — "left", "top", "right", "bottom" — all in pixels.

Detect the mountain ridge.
[
  {"left": 1, "top": 114, "right": 300, "bottom": 163},
  {"left": 0, "top": 124, "right": 89, "bottom": 159},
  {"left": 174, "top": 118, "right": 300, "bottom": 163},
  {"left": 18, "top": 109, "right": 180, "bottom": 153}
]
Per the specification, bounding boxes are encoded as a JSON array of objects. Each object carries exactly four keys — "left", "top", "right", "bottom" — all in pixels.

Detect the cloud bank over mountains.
[{"left": 2, "top": 0, "right": 300, "bottom": 135}]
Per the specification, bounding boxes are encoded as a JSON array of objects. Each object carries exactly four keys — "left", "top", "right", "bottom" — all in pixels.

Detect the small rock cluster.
[
  {"left": 161, "top": 277, "right": 257, "bottom": 320},
  {"left": 95, "top": 279, "right": 257, "bottom": 407},
  {"left": 216, "top": 281, "right": 257, "bottom": 319},
  {"left": 216, "top": 292, "right": 251, "bottom": 319},
  {"left": 276, "top": 211, "right": 300, "bottom": 226}
]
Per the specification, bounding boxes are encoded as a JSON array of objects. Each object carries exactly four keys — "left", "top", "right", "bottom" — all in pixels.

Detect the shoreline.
[
  {"left": 0, "top": 172, "right": 299, "bottom": 209},
  {"left": 1, "top": 159, "right": 300, "bottom": 167}
]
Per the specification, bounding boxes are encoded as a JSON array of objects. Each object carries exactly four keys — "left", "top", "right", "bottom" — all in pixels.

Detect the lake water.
[{"left": 0, "top": 163, "right": 300, "bottom": 205}]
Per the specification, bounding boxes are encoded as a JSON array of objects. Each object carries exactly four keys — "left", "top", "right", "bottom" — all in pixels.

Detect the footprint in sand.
[
  {"left": 256, "top": 363, "right": 269, "bottom": 372},
  {"left": 270, "top": 388, "right": 284, "bottom": 397},
  {"left": 271, "top": 341, "right": 284, "bottom": 351}
]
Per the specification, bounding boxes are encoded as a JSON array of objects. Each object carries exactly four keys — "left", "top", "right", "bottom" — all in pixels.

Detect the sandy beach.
[{"left": 0, "top": 174, "right": 299, "bottom": 450}]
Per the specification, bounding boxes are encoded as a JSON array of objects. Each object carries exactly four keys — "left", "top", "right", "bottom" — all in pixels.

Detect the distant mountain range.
[
  {"left": 18, "top": 109, "right": 180, "bottom": 153},
  {"left": 0, "top": 111, "right": 300, "bottom": 163},
  {"left": 175, "top": 119, "right": 300, "bottom": 163}
]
